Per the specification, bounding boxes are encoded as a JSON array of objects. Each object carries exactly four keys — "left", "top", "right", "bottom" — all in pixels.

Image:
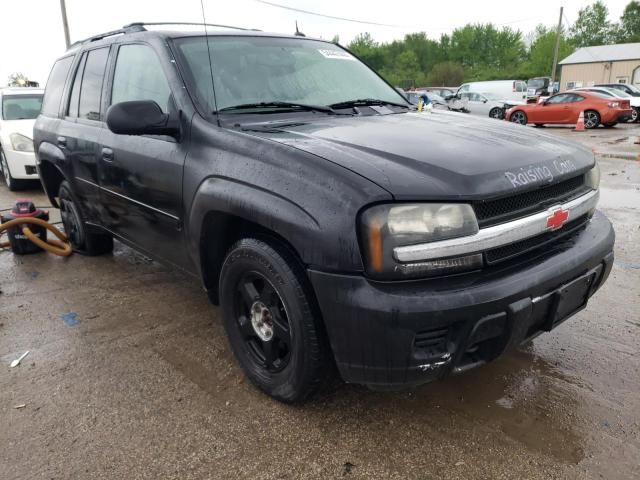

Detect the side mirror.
[
  {"left": 483, "top": 99, "right": 488, "bottom": 103},
  {"left": 106, "top": 100, "right": 179, "bottom": 137}
]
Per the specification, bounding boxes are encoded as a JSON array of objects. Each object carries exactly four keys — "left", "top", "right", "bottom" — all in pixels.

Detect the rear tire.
[
  {"left": 584, "top": 110, "right": 600, "bottom": 129},
  {"left": 219, "top": 237, "right": 330, "bottom": 403},
  {"left": 58, "top": 180, "right": 113, "bottom": 255},
  {"left": 510, "top": 110, "right": 528, "bottom": 125},
  {"left": 0, "top": 148, "right": 27, "bottom": 191}
]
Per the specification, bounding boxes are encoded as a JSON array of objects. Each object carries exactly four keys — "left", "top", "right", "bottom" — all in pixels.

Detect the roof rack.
[
  {"left": 68, "top": 24, "right": 146, "bottom": 49},
  {"left": 123, "top": 22, "right": 259, "bottom": 32},
  {"left": 68, "top": 22, "right": 259, "bottom": 50}
]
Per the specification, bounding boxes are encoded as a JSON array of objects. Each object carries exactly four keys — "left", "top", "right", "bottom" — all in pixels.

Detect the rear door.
[
  {"left": 57, "top": 46, "right": 111, "bottom": 221},
  {"left": 98, "top": 42, "right": 189, "bottom": 267},
  {"left": 460, "top": 92, "right": 487, "bottom": 116}
]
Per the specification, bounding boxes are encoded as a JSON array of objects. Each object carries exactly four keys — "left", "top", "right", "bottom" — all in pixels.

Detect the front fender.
[{"left": 187, "top": 175, "right": 324, "bottom": 274}]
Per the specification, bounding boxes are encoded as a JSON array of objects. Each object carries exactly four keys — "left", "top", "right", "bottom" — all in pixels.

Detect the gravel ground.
[{"left": 1, "top": 123, "right": 639, "bottom": 480}]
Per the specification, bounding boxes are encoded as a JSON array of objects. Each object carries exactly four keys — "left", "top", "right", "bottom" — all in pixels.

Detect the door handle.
[
  {"left": 57, "top": 136, "right": 67, "bottom": 148},
  {"left": 101, "top": 147, "right": 114, "bottom": 163}
]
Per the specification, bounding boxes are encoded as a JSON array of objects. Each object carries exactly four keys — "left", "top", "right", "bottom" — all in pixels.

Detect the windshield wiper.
[
  {"left": 217, "top": 101, "right": 335, "bottom": 114},
  {"left": 329, "top": 98, "right": 410, "bottom": 109}
]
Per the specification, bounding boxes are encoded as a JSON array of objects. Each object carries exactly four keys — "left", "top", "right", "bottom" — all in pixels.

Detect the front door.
[
  {"left": 98, "top": 43, "right": 189, "bottom": 268},
  {"left": 537, "top": 93, "right": 573, "bottom": 123}
]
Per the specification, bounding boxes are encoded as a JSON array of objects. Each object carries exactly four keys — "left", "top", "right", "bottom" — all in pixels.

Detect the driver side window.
[
  {"left": 546, "top": 94, "right": 568, "bottom": 105},
  {"left": 111, "top": 44, "right": 172, "bottom": 113}
]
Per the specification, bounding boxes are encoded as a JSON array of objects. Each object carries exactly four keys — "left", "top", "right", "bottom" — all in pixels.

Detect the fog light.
[{"left": 395, "top": 253, "right": 483, "bottom": 277}]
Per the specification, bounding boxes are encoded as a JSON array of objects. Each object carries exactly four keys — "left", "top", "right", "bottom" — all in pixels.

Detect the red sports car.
[{"left": 506, "top": 90, "right": 633, "bottom": 128}]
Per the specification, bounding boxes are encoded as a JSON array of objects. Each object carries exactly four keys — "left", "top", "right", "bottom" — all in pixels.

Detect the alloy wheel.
[
  {"left": 233, "top": 272, "right": 291, "bottom": 373},
  {"left": 632, "top": 108, "right": 638, "bottom": 123},
  {"left": 584, "top": 111, "right": 600, "bottom": 129},
  {"left": 511, "top": 111, "right": 527, "bottom": 125},
  {"left": 489, "top": 107, "right": 504, "bottom": 120}
]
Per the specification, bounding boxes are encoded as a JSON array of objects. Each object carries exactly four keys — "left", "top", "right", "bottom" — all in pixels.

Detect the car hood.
[
  {"left": 238, "top": 111, "right": 595, "bottom": 200},
  {"left": 0, "top": 119, "right": 37, "bottom": 140}
]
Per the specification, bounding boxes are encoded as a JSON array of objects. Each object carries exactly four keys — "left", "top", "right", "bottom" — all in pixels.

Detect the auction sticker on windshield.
[{"left": 318, "top": 49, "right": 355, "bottom": 60}]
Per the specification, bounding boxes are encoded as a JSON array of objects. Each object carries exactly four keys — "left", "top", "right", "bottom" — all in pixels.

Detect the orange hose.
[{"left": 0, "top": 217, "right": 72, "bottom": 257}]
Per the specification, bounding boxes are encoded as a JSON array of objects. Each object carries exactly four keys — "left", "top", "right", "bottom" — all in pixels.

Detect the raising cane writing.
[{"left": 504, "top": 159, "right": 577, "bottom": 188}]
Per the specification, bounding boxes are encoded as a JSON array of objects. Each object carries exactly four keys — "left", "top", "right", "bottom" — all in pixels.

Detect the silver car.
[{"left": 458, "top": 91, "right": 524, "bottom": 119}]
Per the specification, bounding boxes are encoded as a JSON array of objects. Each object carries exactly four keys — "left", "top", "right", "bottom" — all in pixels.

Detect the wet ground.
[{"left": 1, "top": 124, "right": 639, "bottom": 479}]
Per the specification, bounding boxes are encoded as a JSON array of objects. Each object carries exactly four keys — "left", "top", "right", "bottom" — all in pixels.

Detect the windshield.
[
  {"left": 605, "top": 88, "right": 631, "bottom": 98},
  {"left": 174, "top": 36, "right": 406, "bottom": 113},
  {"left": 626, "top": 84, "right": 640, "bottom": 94},
  {"left": 528, "top": 78, "right": 547, "bottom": 89},
  {"left": 2, "top": 94, "right": 43, "bottom": 120}
]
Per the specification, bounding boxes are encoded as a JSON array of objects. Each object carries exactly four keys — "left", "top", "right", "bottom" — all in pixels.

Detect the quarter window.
[
  {"left": 41, "top": 56, "right": 74, "bottom": 117},
  {"left": 67, "top": 54, "right": 87, "bottom": 118},
  {"left": 111, "top": 44, "right": 171, "bottom": 113}
]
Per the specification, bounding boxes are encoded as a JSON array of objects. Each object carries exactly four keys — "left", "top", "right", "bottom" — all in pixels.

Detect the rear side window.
[
  {"left": 41, "top": 56, "right": 74, "bottom": 117},
  {"left": 111, "top": 44, "right": 171, "bottom": 113},
  {"left": 67, "top": 48, "right": 109, "bottom": 120}
]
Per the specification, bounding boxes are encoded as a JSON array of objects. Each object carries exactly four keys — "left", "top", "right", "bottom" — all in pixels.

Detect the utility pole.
[
  {"left": 59, "top": 0, "right": 71, "bottom": 49},
  {"left": 550, "top": 6, "right": 563, "bottom": 91}
]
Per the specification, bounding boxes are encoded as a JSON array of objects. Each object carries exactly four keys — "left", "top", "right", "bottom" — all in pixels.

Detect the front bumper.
[
  {"left": 3, "top": 148, "right": 38, "bottom": 179},
  {"left": 309, "top": 210, "right": 615, "bottom": 387}
]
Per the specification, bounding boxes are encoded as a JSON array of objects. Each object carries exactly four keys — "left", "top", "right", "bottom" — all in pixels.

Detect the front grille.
[
  {"left": 485, "top": 214, "right": 589, "bottom": 265},
  {"left": 474, "top": 175, "right": 590, "bottom": 228}
]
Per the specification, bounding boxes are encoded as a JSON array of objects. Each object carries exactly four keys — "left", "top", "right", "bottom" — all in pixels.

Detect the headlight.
[
  {"left": 585, "top": 162, "right": 600, "bottom": 190},
  {"left": 360, "top": 203, "right": 480, "bottom": 279},
  {"left": 9, "top": 133, "right": 34, "bottom": 152}
]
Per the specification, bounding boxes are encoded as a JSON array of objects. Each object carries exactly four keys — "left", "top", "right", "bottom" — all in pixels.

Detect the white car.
[
  {"left": 0, "top": 87, "right": 44, "bottom": 190},
  {"left": 457, "top": 80, "right": 528, "bottom": 103},
  {"left": 458, "top": 91, "right": 525, "bottom": 119},
  {"left": 571, "top": 87, "right": 640, "bottom": 123}
]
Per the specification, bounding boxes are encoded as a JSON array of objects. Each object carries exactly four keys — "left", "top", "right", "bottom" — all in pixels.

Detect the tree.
[
  {"left": 570, "top": 1, "right": 615, "bottom": 47},
  {"left": 7, "top": 73, "right": 38, "bottom": 87},
  {"left": 521, "top": 25, "right": 575, "bottom": 79},
  {"left": 426, "top": 62, "right": 464, "bottom": 86},
  {"left": 617, "top": 1, "right": 640, "bottom": 42},
  {"left": 348, "top": 33, "right": 385, "bottom": 70}
]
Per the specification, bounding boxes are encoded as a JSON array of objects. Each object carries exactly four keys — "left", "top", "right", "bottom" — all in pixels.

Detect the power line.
[
  {"left": 253, "top": 0, "right": 403, "bottom": 27},
  {"left": 254, "top": 0, "right": 541, "bottom": 32}
]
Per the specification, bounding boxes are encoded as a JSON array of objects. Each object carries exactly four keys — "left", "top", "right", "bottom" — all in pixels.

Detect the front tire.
[
  {"left": 58, "top": 180, "right": 113, "bottom": 255},
  {"left": 0, "top": 148, "right": 27, "bottom": 191},
  {"left": 219, "top": 238, "right": 329, "bottom": 403},
  {"left": 510, "top": 110, "right": 528, "bottom": 125},
  {"left": 630, "top": 108, "right": 638, "bottom": 123},
  {"left": 584, "top": 110, "right": 600, "bottom": 129}
]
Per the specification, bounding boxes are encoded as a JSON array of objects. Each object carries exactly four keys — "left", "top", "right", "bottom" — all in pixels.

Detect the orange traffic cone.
[{"left": 574, "top": 111, "right": 585, "bottom": 132}]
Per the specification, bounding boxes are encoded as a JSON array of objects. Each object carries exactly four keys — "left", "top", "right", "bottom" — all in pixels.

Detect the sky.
[{"left": 0, "top": 0, "right": 632, "bottom": 86}]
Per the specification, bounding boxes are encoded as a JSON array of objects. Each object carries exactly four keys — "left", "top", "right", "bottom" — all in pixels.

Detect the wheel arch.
[
  {"left": 188, "top": 176, "right": 323, "bottom": 305},
  {"left": 36, "top": 141, "right": 69, "bottom": 208},
  {"left": 199, "top": 210, "right": 308, "bottom": 305}
]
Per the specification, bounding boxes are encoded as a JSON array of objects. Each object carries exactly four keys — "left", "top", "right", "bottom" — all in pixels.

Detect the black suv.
[{"left": 34, "top": 24, "right": 615, "bottom": 403}]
